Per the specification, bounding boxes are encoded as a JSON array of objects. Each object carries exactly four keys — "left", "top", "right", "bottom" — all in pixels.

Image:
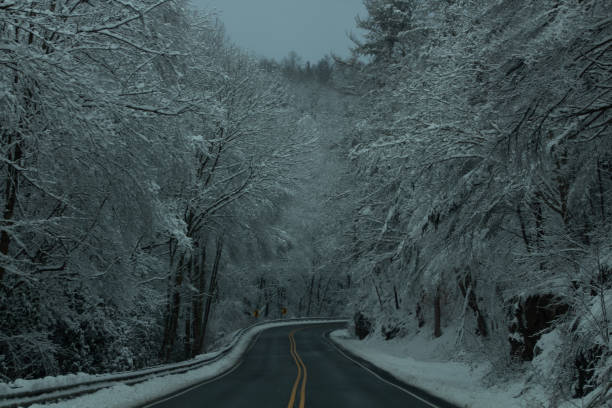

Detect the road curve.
[{"left": 144, "top": 323, "right": 453, "bottom": 408}]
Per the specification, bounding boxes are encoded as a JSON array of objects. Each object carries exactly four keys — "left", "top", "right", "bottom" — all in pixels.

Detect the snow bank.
[
  {"left": 0, "top": 350, "right": 225, "bottom": 399},
  {"left": 329, "top": 328, "right": 605, "bottom": 408},
  {"left": 12, "top": 319, "right": 346, "bottom": 408},
  {"left": 330, "top": 329, "right": 534, "bottom": 408}
]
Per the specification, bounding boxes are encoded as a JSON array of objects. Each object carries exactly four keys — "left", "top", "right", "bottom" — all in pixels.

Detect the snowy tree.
[
  {"left": 340, "top": 0, "right": 610, "bottom": 401},
  {"left": 352, "top": 0, "right": 415, "bottom": 61}
]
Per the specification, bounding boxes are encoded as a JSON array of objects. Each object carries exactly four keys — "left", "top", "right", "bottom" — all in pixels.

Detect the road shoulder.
[{"left": 326, "top": 330, "right": 459, "bottom": 408}]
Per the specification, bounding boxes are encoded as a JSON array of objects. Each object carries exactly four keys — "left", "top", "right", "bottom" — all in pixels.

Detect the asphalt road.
[{"left": 145, "top": 323, "right": 450, "bottom": 408}]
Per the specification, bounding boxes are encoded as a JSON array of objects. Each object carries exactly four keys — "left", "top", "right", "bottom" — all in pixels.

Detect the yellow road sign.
[
  {"left": 253, "top": 309, "right": 260, "bottom": 318},
  {"left": 281, "top": 307, "right": 288, "bottom": 315}
]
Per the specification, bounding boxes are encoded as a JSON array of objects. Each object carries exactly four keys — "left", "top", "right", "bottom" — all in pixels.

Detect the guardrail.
[{"left": 0, "top": 317, "right": 347, "bottom": 408}]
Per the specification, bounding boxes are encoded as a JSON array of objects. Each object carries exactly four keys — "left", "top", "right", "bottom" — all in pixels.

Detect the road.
[{"left": 145, "top": 323, "right": 452, "bottom": 408}]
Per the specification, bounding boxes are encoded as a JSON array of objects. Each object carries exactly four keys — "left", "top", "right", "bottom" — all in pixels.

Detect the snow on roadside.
[
  {"left": 329, "top": 328, "right": 551, "bottom": 408},
  {"left": 0, "top": 350, "right": 224, "bottom": 398},
  {"left": 20, "top": 320, "right": 345, "bottom": 408}
]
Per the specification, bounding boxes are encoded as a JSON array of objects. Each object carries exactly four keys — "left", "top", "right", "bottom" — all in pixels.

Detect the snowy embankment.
[
  {"left": 0, "top": 319, "right": 346, "bottom": 408},
  {"left": 329, "top": 329, "right": 605, "bottom": 408}
]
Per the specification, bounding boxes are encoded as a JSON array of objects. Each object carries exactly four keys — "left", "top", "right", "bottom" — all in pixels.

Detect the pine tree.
[{"left": 352, "top": 0, "right": 414, "bottom": 61}]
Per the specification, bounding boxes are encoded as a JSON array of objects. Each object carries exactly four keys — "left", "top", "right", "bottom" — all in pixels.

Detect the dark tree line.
[{"left": 260, "top": 52, "right": 334, "bottom": 85}]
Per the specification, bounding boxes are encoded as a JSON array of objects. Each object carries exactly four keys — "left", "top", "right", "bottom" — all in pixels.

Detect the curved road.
[{"left": 145, "top": 323, "right": 453, "bottom": 408}]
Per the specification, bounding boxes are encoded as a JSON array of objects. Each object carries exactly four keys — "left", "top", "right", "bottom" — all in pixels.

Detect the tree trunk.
[
  {"left": 555, "top": 151, "right": 570, "bottom": 225},
  {"left": 516, "top": 203, "right": 531, "bottom": 253},
  {"left": 306, "top": 274, "right": 315, "bottom": 316},
  {"left": 598, "top": 158, "right": 606, "bottom": 222},
  {"left": 184, "top": 254, "right": 199, "bottom": 358},
  {"left": 0, "top": 131, "right": 24, "bottom": 283},
  {"left": 184, "top": 304, "right": 191, "bottom": 359},
  {"left": 533, "top": 200, "right": 543, "bottom": 244},
  {"left": 458, "top": 273, "right": 488, "bottom": 337},
  {"left": 192, "top": 245, "right": 207, "bottom": 356},
  {"left": 416, "top": 295, "right": 425, "bottom": 328},
  {"left": 393, "top": 285, "right": 400, "bottom": 310},
  {"left": 532, "top": 200, "right": 545, "bottom": 270},
  {"left": 317, "top": 278, "right": 333, "bottom": 315},
  {"left": 160, "top": 254, "right": 185, "bottom": 361},
  {"left": 315, "top": 275, "right": 323, "bottom": 309},
  {"left": 372, "top": 277, "right": 384, "bottom": 311},
  {"left": 200, "top": 236, "right": 223, "bottom": 352},
  {"left": 434, "top": 287, "right": 442, "bottom": 338}
]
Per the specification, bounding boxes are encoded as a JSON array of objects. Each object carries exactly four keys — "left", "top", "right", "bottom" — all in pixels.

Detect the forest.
[{"left": 0, "top": 0, "right": 610, "bottom": 406}]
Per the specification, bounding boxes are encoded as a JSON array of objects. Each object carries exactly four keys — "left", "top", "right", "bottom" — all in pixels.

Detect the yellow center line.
[
  {"left": 287, "top": 330, "right": 302, "bottom": 408},
  {"left": 297, "top": 341, "right": 307, "bottom": 408},
  {"left": 287, "top": 329, "right": 308, "bottom": 408}
]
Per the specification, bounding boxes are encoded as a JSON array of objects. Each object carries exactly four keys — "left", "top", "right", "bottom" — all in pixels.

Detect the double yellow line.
[{"left": 287, "top": 329, "right": 307, "bottom": 408}]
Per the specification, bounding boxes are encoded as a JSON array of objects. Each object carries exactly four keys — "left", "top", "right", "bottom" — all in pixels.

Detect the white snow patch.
[
  {"left": 329, "top": 329, "right": 555, "bottom": 408},
  {"left": 0, "top": 350, "right": 224, "bottom": 398},
  {"left": 532, "top": 330, "right": 562, "bottom": 380}
]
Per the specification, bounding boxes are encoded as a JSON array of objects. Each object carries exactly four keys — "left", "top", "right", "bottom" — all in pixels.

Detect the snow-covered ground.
[
  {"left": 0, "top": 350, "right": 226, "bottom": 400},
  {"left": 3, "top": 319, "right": 345, "bottom": 408},
  {"left": 329, "top": 328, "right": 606, "bottom": 408}
]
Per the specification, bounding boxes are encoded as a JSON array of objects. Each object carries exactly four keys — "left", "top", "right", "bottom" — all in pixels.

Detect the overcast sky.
[{"left": 191, "top": 0, "right": 365, "bottom": 63}]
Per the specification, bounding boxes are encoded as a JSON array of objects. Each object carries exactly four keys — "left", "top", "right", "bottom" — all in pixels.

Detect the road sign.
[
  {"left": 253, "top": 309, "right": 260, "bottom": 318},
  {"left": 281, "top": 307, "right": 287, "bottom": 316}
]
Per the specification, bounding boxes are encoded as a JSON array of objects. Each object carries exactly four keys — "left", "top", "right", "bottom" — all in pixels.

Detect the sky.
[{"left": 191, "top": 0, "right": 366, "bottom": 64}]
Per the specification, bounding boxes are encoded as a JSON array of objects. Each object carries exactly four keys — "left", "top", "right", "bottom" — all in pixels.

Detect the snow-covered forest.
[
  {"left": 336, "top": 1, "right": 611, "bottom": 404},
  {"left": 0, "top": 0, "right": 610, "bottom": 406}
]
